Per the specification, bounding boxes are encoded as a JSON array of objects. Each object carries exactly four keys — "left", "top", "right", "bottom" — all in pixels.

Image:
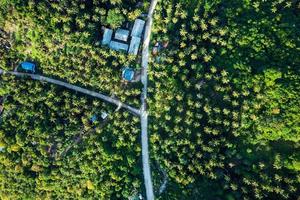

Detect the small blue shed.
[
  {"left": 122, "top": 67, "right": 135, "bottom": 81},
  {"left": 20, "top": 62, "right": 36, "bottom": 73},
  {"left": 90, "top": 115, "right": 98, "bottom": 123}
]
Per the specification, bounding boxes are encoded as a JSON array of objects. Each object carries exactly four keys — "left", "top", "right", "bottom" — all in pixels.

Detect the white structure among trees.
[{"left": 101, "top": 19, "right": 145, "bottom": 56}]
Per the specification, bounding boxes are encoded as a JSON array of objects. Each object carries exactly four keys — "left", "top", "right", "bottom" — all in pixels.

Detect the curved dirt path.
[
  {"left": 0, "top": 69, "right": 140, "bottom": 115},
  {"left": 140, "top": 0, "right": 158, "bottom": 199}
]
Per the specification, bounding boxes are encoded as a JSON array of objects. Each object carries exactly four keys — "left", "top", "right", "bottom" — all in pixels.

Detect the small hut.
[
  {"left": 122, "top": 67, "right": 135, "bottom": 81},
  {"left": 122, "top": 67, "right": 141, "bottom": 82},
  {"left": 90, "top": 115, "right": 97, "bottom": 123},
  {"left": 20, "top": 62, "right": 36, "bottom": 73},
  {"left": 101, "top": 112, "right": 108, "bottom": 119}
]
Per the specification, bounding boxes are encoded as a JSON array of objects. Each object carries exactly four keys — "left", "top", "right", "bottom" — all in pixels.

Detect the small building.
[
  {"left": 90, "top": 115, "right": 97, "bottom": 123},
  {"left": 115, "top": 28, "right": 130, "bottom": 42},
  {"left": 128, "top": 36, "right": 141, "bottom": 55},
  {"left": 20, "top": 62, "right": 36, "bottom": 73},
  {"left": 102, "top": 28, "right": 113, "bottom": 45},
  {"left": 109, "top": 41, "right": 129, "bottom": 52},
  {"left": 90, "top": 112, "right": 108, "bottom": 123},
  {"left": 101, "top": 18, "right": 145, "bottom": 56},
  {"left": 101, "top": 112, "right": 108, "bottom": 120},
  {"left": 122, "top": 67, "right": 135, "bottom": 81},
  {"left": 131, "top": 19, "right": 145, "bottom": 37}
]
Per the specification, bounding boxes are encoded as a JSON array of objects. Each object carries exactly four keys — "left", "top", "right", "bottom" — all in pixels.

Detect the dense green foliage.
[
  {"left": 0, "top": 0, "right": 145, "bottom": 107},
  {"left": 106, "top": 9, "right": 126, "bottom": 28},
  {"left": 0, "top": 0, "right": 145, "bottom": 199},
  {"left": 1, "top": 0, "right": 300, "bottom": 199},
  {"left": 1, "top": 76, "right": 142, "bottom": 199},
  {"left": 149, "top": 0, "right": 300, "bottom": 199}
]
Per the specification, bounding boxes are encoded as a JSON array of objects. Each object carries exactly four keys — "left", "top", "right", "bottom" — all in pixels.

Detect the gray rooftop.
[
  {"left": 109, "top": 41, "right": 129, "bottom": 52},
  {"left": 131, "top": 19, "right": 145, "bottom": 37},
  {"left": 115, "top": 28, "right": 130, "bottom": 42},
  {"left": 128, "top": 36, "right": 141, "bottom": 55},
  {"left": 102, "top": 28, "right": 113, "bottom": 45}
]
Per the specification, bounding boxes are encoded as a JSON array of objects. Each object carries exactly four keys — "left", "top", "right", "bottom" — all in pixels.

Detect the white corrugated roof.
[
  {"left": 131, "top": 19, "right": 145, "bottom": 37},
  {"left": 128, "top": 36, "right": 141, "bottom": 55}
]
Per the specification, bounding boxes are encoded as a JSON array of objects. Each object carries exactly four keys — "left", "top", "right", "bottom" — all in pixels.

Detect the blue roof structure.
[
  {"left": 102, "top": 28, "right": 113, "bottom": 45},
  {"left": 109, "top": 41, "right": 129, "bottom": 52},
  {"left": 20, "top": 62, "right": 36, "bottom": 73},
  {"left": 122, "top": 68, "right": 135, "bottom": 81},
  {"left": 115, "top": 28, "right": 130, "bottom": 42},
  {"left": 90, "top": 115, "right": 97, "bottom": 123}
]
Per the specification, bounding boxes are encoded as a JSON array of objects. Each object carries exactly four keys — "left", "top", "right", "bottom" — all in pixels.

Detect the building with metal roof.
[
  {"left": 131, "top": 19, "right": 145, "bottom": 38},
  {"left": 20, "top": 62, "right": 36, "bottom": 73},
  {"left": 102, "top": 28, "right": 113, "bottom": 45},
  {"left": 122, "top": 67, "right": 135, "bottom": 81},
  {"left": 101, "top": 112, "right": 108, "bottom": 119},
  {"left": 115, "top": 28, "right": 130, "bottom": 42},
  {"left": 128, "top": 36, "right": 141, "bottom": 55},
  {"left": 101, "top": 18, "right": 145, "bottom": 56},
  {"left": 109, "top": 41, "right": 129, "bottom": 52}
]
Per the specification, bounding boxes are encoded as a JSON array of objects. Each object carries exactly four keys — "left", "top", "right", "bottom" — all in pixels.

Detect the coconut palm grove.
[{"left": 0, "top": 0, "right": 299, "bottom": 199}]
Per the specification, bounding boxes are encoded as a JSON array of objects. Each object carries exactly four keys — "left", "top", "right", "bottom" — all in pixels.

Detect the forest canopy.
[{"left": 0, "top": 0, "right": 300, "bottom": 199}]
